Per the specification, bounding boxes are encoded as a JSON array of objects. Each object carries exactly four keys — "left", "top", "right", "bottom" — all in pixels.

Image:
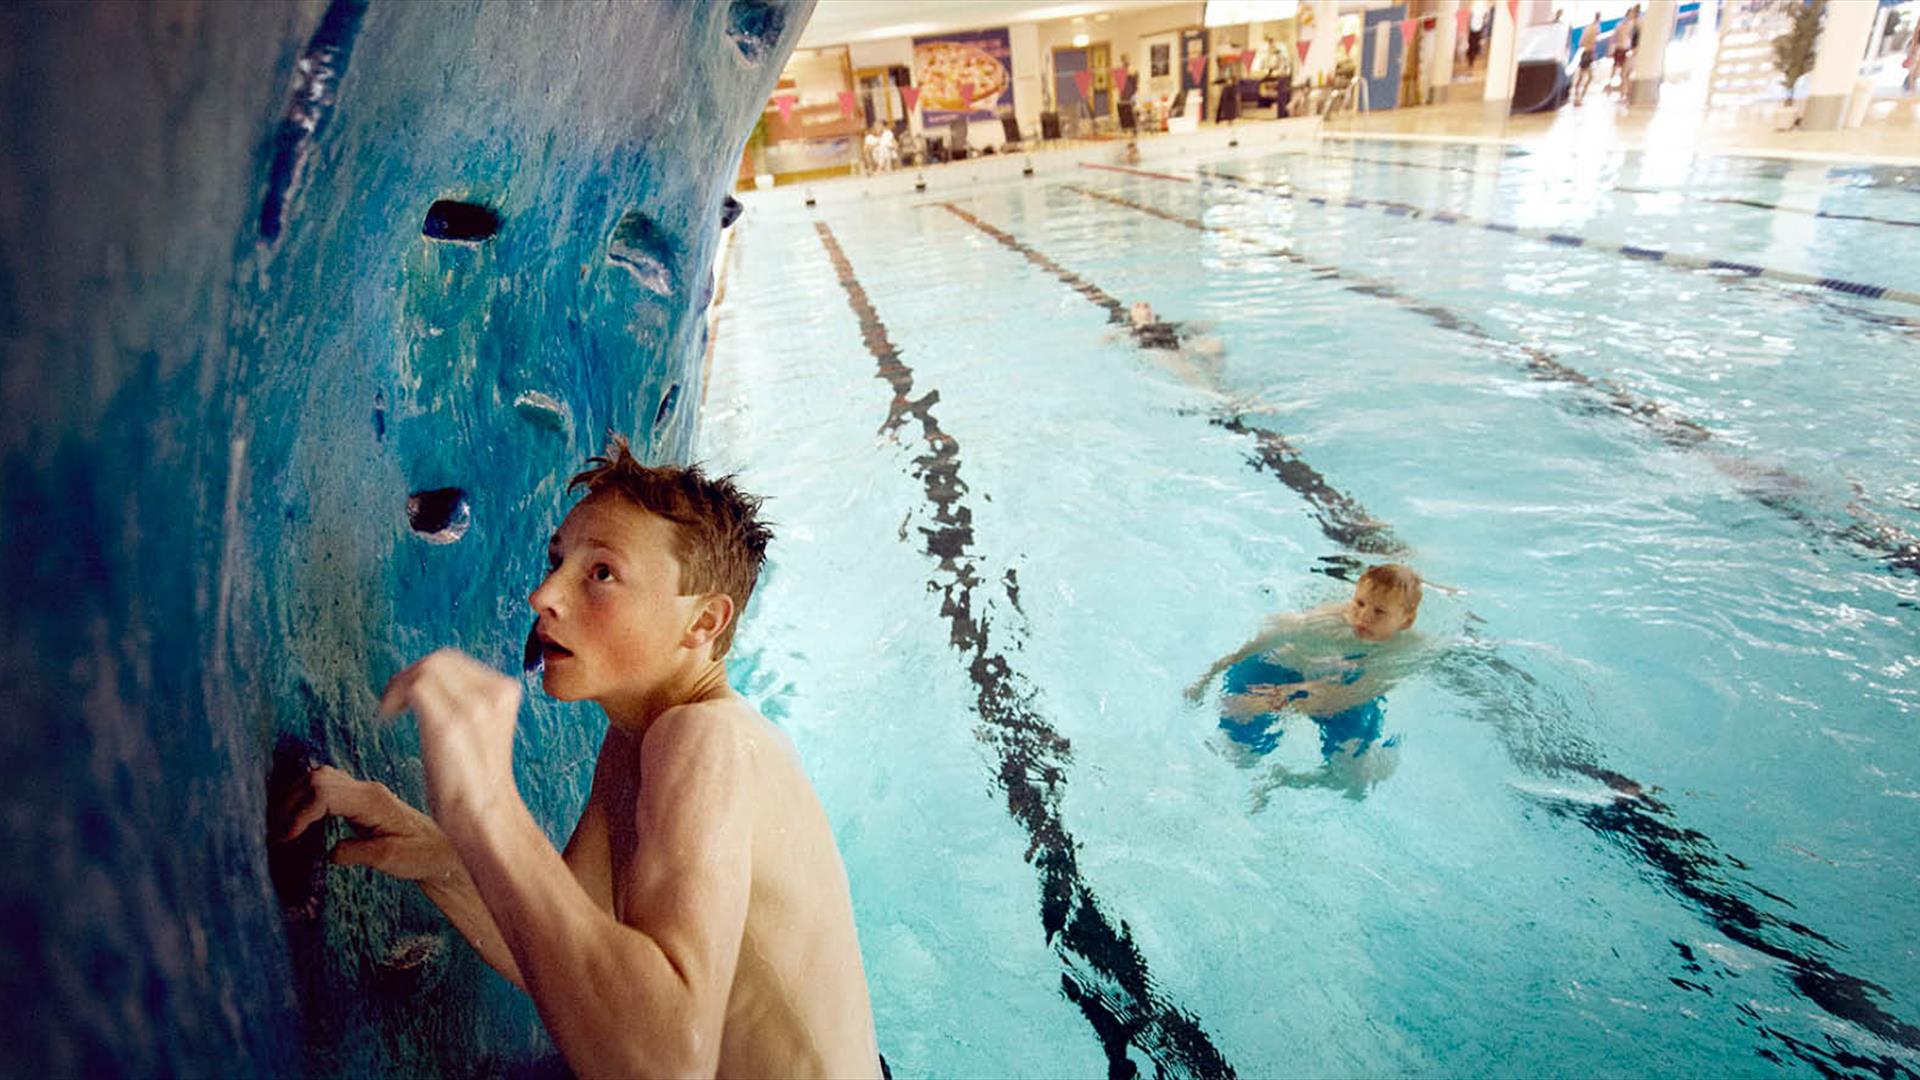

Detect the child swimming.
[{"left": 1187, "top": 564, "right": 1427, "bottom": 798}]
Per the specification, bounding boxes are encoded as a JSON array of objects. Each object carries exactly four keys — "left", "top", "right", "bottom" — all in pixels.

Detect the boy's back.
[{"left": 571, "top": 695, "right": 878, "bottom": 1078}]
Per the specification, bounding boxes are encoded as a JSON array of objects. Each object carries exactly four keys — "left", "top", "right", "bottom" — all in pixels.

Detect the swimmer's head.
[
  {"left": 1344, "top": 563, "right": 1421, "bottom": 641},
  {"left": 1130, "top": 301, "right": 1155, "bottom": 327},
  {"left": 530, "top": 437, "right": 771, "bottom": 711}
]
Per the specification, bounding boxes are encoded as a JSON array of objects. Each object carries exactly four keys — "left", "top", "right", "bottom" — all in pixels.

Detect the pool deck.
[{"left": 764, "top": 77, "right": 1920, "bottom": 211}]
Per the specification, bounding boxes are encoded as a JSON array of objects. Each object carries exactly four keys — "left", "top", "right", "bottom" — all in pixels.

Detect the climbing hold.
[
  {"left": 608, "top": 210, "right": 675, "bottom": 297},
  {"left": 405, "top": 488, "right": 469, "bottom": 544},
  {"left": 725, "top": 0, "right": 786, "bottom": 66},
  {"left": 421, "top": 200, "right": 501, "bottom": 242},
  {"left": 512, "top": 390, "right": 570, "bottom": 433}
]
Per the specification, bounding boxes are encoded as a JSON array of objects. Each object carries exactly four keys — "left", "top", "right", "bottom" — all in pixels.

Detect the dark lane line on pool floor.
[
  {"left": 813, "top": 220, "right": 1237, "bottom": 1080},
  {"left": 1061, "top": 178, "right": 1920, "bottom": 582},
  {"left": 930, "top": 201, "right": 1920, "bottom": 1074},
  {"left": 939, "top": 202, "right": 1404, "bottom": 559},
  {"left": 1294, "top": 146, "right": 1920, "bottom": 230},
  {"left": 1194, "top": 163, "right": 1920, "bottom": 339}
]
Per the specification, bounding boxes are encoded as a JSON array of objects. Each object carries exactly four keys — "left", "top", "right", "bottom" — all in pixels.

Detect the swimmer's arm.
[
  {"left": 1186, "top": 607, "right": 1323, "bottom": 699},
  {"left": 450, "top": 705, "right": 750, "bottom": 1079}
]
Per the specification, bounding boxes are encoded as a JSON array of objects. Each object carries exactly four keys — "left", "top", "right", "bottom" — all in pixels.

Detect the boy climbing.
[
  {"left": 273, "top": 437, "right": 880, "bottom": 1078},
  {"left": 1187, "top": 564, "right": 1428, "bottom": 800}
]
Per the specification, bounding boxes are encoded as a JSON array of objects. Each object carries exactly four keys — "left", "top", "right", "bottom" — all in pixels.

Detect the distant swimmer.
[
  {"left": 1187, "top": 564, "right": 1429, "bottom": 803},
  {"left": 1117, "top": 300, "right": 1229, "bottom": 393}
]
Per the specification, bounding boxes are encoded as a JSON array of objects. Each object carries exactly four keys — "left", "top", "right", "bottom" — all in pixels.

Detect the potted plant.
[
  {"left": 1771, "top": 0, "right": 1824, "bottom": 129},
  {"left": 743, "top": 111, "right": 775, "bottom": 191}
]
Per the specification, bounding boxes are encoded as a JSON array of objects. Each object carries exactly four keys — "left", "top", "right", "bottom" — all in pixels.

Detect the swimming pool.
[{"left": 701, "top": 137, "right": 1920, "bottom": 1078}]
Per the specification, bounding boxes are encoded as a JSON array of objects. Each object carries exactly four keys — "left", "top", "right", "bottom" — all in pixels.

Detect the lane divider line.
[
  {"left": 1057, "top": 178, "right": 1920, "bottom": 578},
  {"left": 1195, "top": 163, "right": 1920, "bottom": 312},
  {"left": 927, "top": 202, "right": 1920, "bottom": 1071},
  {"left": 815, "top": 220, "right": 1239, "bottom": 1080},
  {"left": 1293, "top": 145, "right": 1920, "bottom": 228},
  {"left": 939, "top": 201, "right": 1404, "bottom": 559}
]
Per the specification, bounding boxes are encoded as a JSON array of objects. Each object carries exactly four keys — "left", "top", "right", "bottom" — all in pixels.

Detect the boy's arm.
[
  {"left": 275, "top": 765, "right": 528, "bottom": 989},
  {"left": 1185, "top": 607, "right": 1317, "bottom": 700},
  {"left": 379, "top": 649, "right": 750, "bottom": 1079},
  {"left": 450, "top": 704, "right": 751, "bottom": 1079}
]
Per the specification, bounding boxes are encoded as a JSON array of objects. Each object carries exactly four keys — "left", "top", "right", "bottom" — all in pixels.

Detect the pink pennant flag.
[
  {"left": 837, "top": 89, "right": 856, "bottom": 118},
  {"left": 901, "top": 85, "right": 920, "bottom": 112},
  {"left": 1506, "top": 0, "right": 1520, "bottom": 25},
  {"left": 1240, "top": 49, "right": 1256, "bottom": 68},
  {"left": 1072, "top": 69, "right": 1093, "bottom": 101},
  {"left": 1401, "top": 19, "right": 1418, "bottom": 47},
  {"left": 1456, "top": 6, "right": 1471, "bottom": 36},
  {"left": 958, "top": 80, "right": 975, "bottom": 105},
  {"left": 1187, "top": 54, "right": 1207, "bottom": 82},
  {"left": 1110, "top": 66, "right": 1130, "bottom": 97},
  {"left": 1296, "top": 39, "right": 1312, "bottom": 63},
  {"left": 1340, "top": 32, "right": 1356, "bottom": 52},
  {"left": 773, "top": 93, "right": 796, "bottom": 123}
]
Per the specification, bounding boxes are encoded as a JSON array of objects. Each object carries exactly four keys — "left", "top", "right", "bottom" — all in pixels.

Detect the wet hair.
[
  {"left": 568, "top": 435, "right": 772, "bottom": 657},
  {"left": 1357, "top": 563, "right": 1422, "bottom": 615}
]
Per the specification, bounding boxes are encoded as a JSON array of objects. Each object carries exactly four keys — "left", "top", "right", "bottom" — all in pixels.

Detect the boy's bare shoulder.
[{"left": 644, "top": 695, "right": 787, "bottom": 764}]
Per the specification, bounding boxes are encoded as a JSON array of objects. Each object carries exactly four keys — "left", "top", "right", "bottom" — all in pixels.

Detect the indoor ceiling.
[{"left": 795, "top": 0, "right": 1190, "bottom": 48}]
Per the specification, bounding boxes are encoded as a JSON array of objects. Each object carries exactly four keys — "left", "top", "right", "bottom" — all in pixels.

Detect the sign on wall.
[{"left": 912, "top": 27, "right": 1013, "bottom": 124}]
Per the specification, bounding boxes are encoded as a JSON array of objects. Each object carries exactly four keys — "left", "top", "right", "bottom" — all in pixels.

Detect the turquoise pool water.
[{"left": 701, "top": 138, "right": 1920, "bottom": 1078}]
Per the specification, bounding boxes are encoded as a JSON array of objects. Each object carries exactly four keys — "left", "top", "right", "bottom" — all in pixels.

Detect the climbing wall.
[{"left": 0, "top": 0, "right": 808, "bottom": 1073}]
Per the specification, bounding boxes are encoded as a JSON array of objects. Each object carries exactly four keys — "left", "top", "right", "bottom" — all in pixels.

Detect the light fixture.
[{"left": 1073, "top": 33, "right": 1090, "bottom": 46}]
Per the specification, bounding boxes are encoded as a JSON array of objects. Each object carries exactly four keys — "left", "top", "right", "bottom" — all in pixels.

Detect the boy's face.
[
  {"left": 529, "top": 494, "right": 704, "bottom": 709},
  {"left": 1344, "top": 581, "right": 1415, "bottom": 642}
]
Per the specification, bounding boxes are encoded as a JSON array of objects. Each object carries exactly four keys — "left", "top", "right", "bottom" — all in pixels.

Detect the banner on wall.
[{"left": 912, "top": 27, "right": 1013, "bottom": 125}]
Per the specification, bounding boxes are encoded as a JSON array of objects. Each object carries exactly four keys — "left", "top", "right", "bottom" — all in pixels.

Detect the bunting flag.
[
  {"left": 1072, "top": 69, "right": 1092, "bottom": 100},
  {"left": 1110, "top": 66, "right": 1130, "bottom": 97},
  {"left": 1187, "top": 53, "right": 1207, "bottom": 82},
  {"left": 900, "top": 84, "right": 920, "bottom": 112},
  {"left": 958, "top": 80, "right": 975, "bottom": 105},
  {"left": 1241, "top": 49, "right": 1258, "bottom": 68},
  {"left": 773, "top": 93, "right": 797, "bottom": 123},
  {"left": 836, "top": 89, "right": 856, "bottom": 118},
  {"left": 1296, "top": 39, "right": 1312, "bottom": 63},
  {"left": 1456, "top": 6, "right": 1471, "bottom": 36},
  {"left": 1340, "top": 32, "right": 1356, "bottom": 52},
  {"left": 1401, "top": 18, "right": 1418, "bottom": 48},
  {"left": 1506, "top": 0, "right": 1520, "bottom": 25}
]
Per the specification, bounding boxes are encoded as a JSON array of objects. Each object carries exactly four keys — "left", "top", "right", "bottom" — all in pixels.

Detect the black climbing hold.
[
  {"left": 653, "top": 383, "right": 681, "bottom": 431},
  {"left": 523, "top": 622, "right": 542, "bottom": 673},
  {"left": 726, "top": 0, "right": 786, "bottom": 66},
  {"left": 422, "top": 200, "right": 501, "bottom": 242},
  {"left": 406, "top": 487, "right": 469, "bottom": 543},
  {"left": 258, "top": 0, "right": 368, "bottom": 240},
  {"left": 720, "top": 195, "right": 743, "bottom": 228}
]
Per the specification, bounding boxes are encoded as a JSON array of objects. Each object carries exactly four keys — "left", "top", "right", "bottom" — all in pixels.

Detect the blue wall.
[{"left": 0, "top": 1, "right": 809, "bottom": 1073}]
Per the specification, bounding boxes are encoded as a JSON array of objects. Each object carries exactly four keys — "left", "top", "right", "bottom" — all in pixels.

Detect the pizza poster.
[{"left": 911, "top": 27, "right": 1013, "bottom": 124}]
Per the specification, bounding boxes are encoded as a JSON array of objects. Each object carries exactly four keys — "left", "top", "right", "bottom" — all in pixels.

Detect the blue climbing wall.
[{"left": 0, "top": 0, "right": 809, "bottom": 1073}]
